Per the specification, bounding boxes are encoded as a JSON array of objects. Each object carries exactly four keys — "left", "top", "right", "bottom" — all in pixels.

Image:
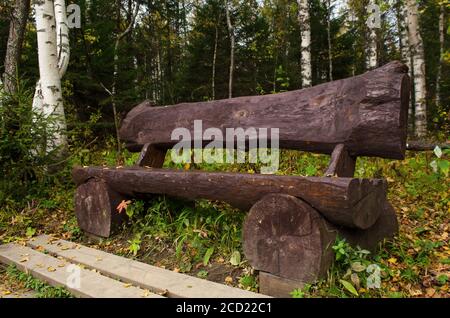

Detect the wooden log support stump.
[
  {"left": 74, "top": 178, "right": 127, "bottom": 237},
  {"left": 243, "top": 194, "right": 335, "bottom": 283},
  {"left": 243, "top": 194, "right": 398, "bottom": 297}
]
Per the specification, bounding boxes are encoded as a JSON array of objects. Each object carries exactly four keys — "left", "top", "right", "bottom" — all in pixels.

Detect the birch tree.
[
  {"left": 225, "top": 0, "right": 235, "bottom": 98},
  {"left": 3, "top": 0, "right": 31, "bottom": 95},
  {"left": 396, "top": 0, "right": 411, "bottom": 73},
  {"left": 298, "top": 0, "right": 311, "bottom": 88},
  {"left": 406, "top": 0, "right": 427, "bottom": 137},
  {"left": 32, "top": 0, "right": 69, "bottom": 153},
  {"left": 366, "top": 0, "right": 378, "bottom": 70}
]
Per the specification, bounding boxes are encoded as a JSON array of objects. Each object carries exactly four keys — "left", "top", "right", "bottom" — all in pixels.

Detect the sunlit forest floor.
[{"left": 0, "top": 148, "right": 449, "bottom": 298}]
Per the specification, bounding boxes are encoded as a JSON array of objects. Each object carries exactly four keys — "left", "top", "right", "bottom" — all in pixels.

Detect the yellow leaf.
[
  {"left": 388, "top": 257, "right": 397, "bottom": 264},
  {"left": 225, "top": 276, "right": 233, "bottom": 284},
  {"left": 184, "top": 163, "right": 191, "bottom": 170},
  {"left": 123, "top": 283, "right": 132, "bottom": 288},
  {"left": 47, "top": 266, "right": 56, "bottom": 272},
  {"left": 2, "top": 291, "right": 11, "bottom": 295}
]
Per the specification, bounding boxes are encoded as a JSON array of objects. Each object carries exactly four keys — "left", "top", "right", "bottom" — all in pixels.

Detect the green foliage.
[
  {"left": 0, "top": 80, "right": 54, "bottom": 205},
  {"left": 122, "top": 197, "right": 244, "bottom": 268},
  {"left": 6, "top": 265, "right": 72, "bottom": 298}
]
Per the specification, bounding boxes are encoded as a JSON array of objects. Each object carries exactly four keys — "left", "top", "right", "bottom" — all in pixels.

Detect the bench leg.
[
  {"left": 243, "top": 194, "right": 398, "bottom": 297},
  {"left": 74, "top": 178, "right": 127, "bottom": 237},
  {"left": 243, "top": 194, "right": 336, "bottom": 291}
]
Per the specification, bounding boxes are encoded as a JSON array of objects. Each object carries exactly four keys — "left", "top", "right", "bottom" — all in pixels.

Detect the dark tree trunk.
[
  {"left": 3, "top": 0, "right": 30, "bottom": 94},
  {"left": 73, "top": 166, "right": 387, "bottom": 230}
]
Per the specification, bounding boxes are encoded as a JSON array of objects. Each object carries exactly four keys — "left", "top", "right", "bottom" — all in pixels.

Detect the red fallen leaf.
[{"left": 116, "top": 200, "right": 132, "bottom": 214}]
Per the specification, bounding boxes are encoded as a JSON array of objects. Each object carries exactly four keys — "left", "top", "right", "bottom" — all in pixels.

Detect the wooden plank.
[
  {"left": 27, "top": 235, "right": 270, "bottom": 298},
  {"left": 0, "top": 243, "right": 163, "bottom": 298},
  {"left": 325, "top": 144, "right": 356, "bottom": 177},
  {"left": 73, "top": 166, "right": 386, "bottom": 230},
  {"left": 120, "top": 61, "right": 409, "bottom": 160},
  {"left": 135, "top": 143, "right": 167, "bottom": 167},
  {"left": 259, "top": 272, "right": 305, "bottom": 298}
]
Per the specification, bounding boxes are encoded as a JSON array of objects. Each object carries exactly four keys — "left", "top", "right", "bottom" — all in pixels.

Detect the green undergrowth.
[{"left": 4, "top": 265, "right": 72, "bottom": 298}]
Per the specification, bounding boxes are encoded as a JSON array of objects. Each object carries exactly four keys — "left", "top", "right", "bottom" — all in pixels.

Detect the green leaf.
[
  {"left": 203, "top": 247, "right": 214, "bottom": 266},
  {"left": 230, "top": 250, "right": 241, "bottom": 266},
  {"left": 351, "top": 262, "right": 366, "bottom": 272},
  {"left": 26, "top": 227, "right": 36, "bottom": 238},
  {"left": 438, "top": 160, "right": 449, "bottom": 176},
  {"left": 339, "top": 279, "right": 359, "bottom": 296}
]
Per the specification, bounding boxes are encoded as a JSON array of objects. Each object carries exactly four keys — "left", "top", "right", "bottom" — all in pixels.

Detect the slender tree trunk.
[
  {"left": 406, "top": 0, "right": 427, "bottom": 137},
  {"left": 366, "top": 0, "right": 377, "bottom": 70},
  {"left": 396, "top": 0, "right": 413, "bottom": 133},
  {"left": 397, "top": 1, "right": 411, "bottom": 72},
  {"left": 3, "top": 0, "right": 30, "bottom": 95},
  {"left": 33, "top": 0, "right": 67, "bottom": 153},
  {"left": 325, "top": 0, "right": 332, "bottom": 81},
  {"left": 55, "top": 0, "right": 70, "bottom": 78},
  {"left": 298, "top": 0, "right": 311, "bottom": 88},
  {"left": 212, "top": 19, "right": 219, "bottom": 100},
  {"left": 225, "top": 0, "right": 235, "bottom": 98},
  {"left": 436, "top": 4, "right": 445, "bottom": 108},
  {"left": 112, "top": 1, "right": 140, "bottom": 155}
]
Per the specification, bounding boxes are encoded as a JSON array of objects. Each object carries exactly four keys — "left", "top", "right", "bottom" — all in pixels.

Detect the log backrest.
[{"left": 119, "top": 61, "right": 410, "bottom": 164}]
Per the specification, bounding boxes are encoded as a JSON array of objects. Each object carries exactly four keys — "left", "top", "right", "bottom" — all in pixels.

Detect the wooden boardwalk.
[{"left": 0, "top": 235, "right": 269, "bottom": 298}]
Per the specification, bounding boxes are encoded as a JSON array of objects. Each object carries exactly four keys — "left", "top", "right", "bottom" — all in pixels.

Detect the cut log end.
[
  {"left": 74, "top": 178, "right": 127, "bottom": 237},
  {"left": 243, "top": 194, "right": 334, "bottom": 282}
]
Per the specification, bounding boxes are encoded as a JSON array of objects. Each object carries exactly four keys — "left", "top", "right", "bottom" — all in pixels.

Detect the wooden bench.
[{"left": 73, "top": 61, "right": 410, "bottom": 297}]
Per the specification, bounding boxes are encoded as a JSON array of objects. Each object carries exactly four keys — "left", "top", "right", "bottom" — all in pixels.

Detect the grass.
[
  {"left": 1, "top": 265, "right": 72, "bottom": 298},
  {"left": 0, "top": 146, "right": 448, "bottom": 298}
]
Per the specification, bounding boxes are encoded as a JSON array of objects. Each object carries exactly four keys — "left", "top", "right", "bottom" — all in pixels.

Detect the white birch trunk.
[
  {"left": 33, "top": 0, "right": 67, "bottom": 153},
  {"left": 366, "top": 0, "right": 377, "bottom": 70},
  {"left": 298, "top": 0, "right": 312, "bottom": 88},
  {"left": 406, "top": 0, "right": 427, "bottom": 137},
  {"left": 397, "top": 1, "right": 411, "bottom": 73},
  {"left": 55, "top": 0, "right": 70, "bottom": 78}
]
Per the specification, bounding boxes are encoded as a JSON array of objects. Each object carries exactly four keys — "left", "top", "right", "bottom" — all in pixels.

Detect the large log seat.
[{"left": 73, "top": 61, "right": 410, "bottom": 297}]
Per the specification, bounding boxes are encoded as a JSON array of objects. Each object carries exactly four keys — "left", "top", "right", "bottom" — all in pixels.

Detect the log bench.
[{"left": 73, "top": 61, "right": 410, "bottom": 297}]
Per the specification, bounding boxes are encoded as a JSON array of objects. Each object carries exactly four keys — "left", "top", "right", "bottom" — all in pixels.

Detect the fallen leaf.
[
  {"left": 96, "top": 257, "right": 103, "bottom": 261},
  {"left": 20, "top": 257, "right": 29, "bottom": 263},
  {"left": 123, "top": 283, "right": 132, "bottom": 288},
  {"left": 142, "top": 290, "right": 151, "bottom": 297},
  {"left": 116, "top": 200, "right": 132, "bottom": 214},
  {"left": 388, "top": 257, "right": 398, "bottom": 264},
  {"left": 351, "top": 262, "right": 366, "bottom": 272},
  {"left": 2, "top": 291, "right": 11, "bottom": 296},
  {"left": 47, "top": 266, "right": 56, "bottom": 272},
  {"left": 225, "top": 276, "right": 233, "bottom": 284},
  {"left": 426, "top": 288, "right": 436, "bottom": 297}
]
